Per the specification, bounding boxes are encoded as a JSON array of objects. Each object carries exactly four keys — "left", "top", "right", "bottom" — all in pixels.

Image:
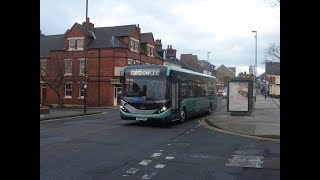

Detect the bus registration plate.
[{"left": 136, "top": 117, "right": 147, "bottom": 121}]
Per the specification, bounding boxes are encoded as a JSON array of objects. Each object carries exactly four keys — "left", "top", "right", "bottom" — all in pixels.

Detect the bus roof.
[
  {"left": 167, "top": 65, "right": 217, "bottom": 79},
  {"left": 124, "top": 65, "right": 216, "bottom": 79}
]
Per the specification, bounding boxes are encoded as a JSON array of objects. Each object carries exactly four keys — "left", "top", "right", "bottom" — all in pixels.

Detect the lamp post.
[
  {"left": 207, "top": 51, "right": 211, "bottom": 62},
  {"left": 252, "top": 30, "right": 257, "bottom": 102},
  {"left": 83, "top": 0, "right": 88, "bottom": 113}
]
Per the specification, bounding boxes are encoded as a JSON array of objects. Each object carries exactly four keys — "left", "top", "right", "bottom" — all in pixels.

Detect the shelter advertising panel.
[{"left": 228, "top": 81, "right": 249, "bottom": 112}]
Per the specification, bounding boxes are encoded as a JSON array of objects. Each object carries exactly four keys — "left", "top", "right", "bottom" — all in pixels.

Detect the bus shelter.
[{"left": 227, "top": 79, "right": 254, "bottom": 115}]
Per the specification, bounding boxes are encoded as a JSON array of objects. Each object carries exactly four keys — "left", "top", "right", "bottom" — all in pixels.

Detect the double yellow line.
[{"left": 198, "top": 118, "right": 280, "bottom": 142}]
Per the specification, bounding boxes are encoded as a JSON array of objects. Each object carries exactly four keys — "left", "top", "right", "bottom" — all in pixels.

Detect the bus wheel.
[
  {"left": 180, "top": 107, "right": 186, "bottom": 123},
  {"left": 208, "top": 103, "right": 213, "bottom": 114}
]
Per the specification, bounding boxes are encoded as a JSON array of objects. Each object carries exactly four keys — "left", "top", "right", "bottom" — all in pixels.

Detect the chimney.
[
  {"left": 82, "top": 17, "right": 94, "bottom": 30},
  {"left": 166, "top": 45, "right": 177, "bottom": 58},
  {"left": 136, "top": 24, "right": 141, "bottom": 34},
  {"left": 155, "top": 39, "right": 162, "bottom": 51}
]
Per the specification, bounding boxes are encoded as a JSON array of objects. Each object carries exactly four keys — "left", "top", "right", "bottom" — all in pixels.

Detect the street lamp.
[
  {"left": 252, "top": 30, "right": 257, "bottom": 102},
  {"left": 83, "top": 0, "right": 88, "bottom": 113}
]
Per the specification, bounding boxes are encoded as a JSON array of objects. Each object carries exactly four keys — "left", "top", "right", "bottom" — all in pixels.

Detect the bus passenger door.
[{"left": 171, "top": 79, "right": 179, "bottom": 119}]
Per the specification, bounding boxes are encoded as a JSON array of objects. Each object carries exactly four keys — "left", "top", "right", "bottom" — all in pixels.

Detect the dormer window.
[
  {"left": 147, "top": 44, "right": 154, "bottom": 57},
  {"left": 69, "top": 39, "right": 75, "bottom": 50},
  {"left": 130, "top": 38, "right": 139, "bottom": 53},
  {"left": 77, "top": 39, "right": 83, "bottom": 49},
  {"left": 68, "top": 37, "right": 84, "bottom": 51}
]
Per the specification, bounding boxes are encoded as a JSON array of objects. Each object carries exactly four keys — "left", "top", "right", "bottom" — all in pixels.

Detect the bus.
[{"left": 119, "top": 65, "right": 218, "bottom": 125}]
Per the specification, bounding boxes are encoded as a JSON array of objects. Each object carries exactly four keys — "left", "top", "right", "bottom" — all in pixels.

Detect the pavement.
[
  {"left": 40, "top": 106, "right": 119, "bottom": 121},
  {"left": 40, "top": 93, "right": 280, "bottom": 140},
  {"left": 206, "top": 92, "right": 280, "bottom": 140}
]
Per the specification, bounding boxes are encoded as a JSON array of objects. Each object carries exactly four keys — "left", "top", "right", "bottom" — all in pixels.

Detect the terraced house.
[{"left": 40, "top": 18, "right": 164, "bottom": 107}]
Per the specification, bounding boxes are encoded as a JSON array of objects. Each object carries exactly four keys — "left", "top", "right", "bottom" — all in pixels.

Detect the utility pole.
[
  {"left": 207, "top": 51, "right": 211, "bottom": 62},
  {"left": 83, "top": 0, "right": 88, "bottom": 113},
  {"left": 252, "top": 30, "right": 257, "bottom": 102}
]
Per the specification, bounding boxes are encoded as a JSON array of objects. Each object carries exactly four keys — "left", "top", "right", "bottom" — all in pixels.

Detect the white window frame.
[
  {"left": 40, "top": 59, "right": 47, "bottom": 76},
  {"left": 130, "top": 38, "right": 139, "bottom": 53},
  {"left": 151, "top": 47, "right": 154, "bottom": 56},
  {"left": 69, "top": 39, "right": 75, "bottom": 50},
  {"left": 128, "top": 58, "right": 133, "bottom": 66},
  {"left": 130, "top": 40, "right": 134, "bottom": 51},
  {"left": 135, "top": 60, "right": 140, "bottom": 65},
  {"left": 76, "top": 39, "right": 84, "bottom": 50},
  {"left": 79, "top": 58, "right": 86, "bottom": 75},
  {"left": 78, "top": 83, "right": 85, "bottom": 99},
  {"left": 64, "top": 59, "right": 72, "bottom": 76},
  {"left": 64, "top": 82, "right": 72, "bottom": 98},
  {"left": 147, "top": 44, "right": 155, "bottom": 57}
]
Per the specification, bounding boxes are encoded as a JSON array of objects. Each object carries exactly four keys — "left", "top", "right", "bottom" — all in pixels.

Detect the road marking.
[
  {"left": 139, "top": 160, "right": 152, "bottom": 166},
  {"left": 190, "top": 129, "right": 194, "bottom": 131},
  {"left": 159, "top": 150, "right": 163, "bottom": 151},
  {"left": 141, "top": 173, "right": 156, "bottom": 179},
  {"left": 167, "top": 144, "right": 171, "bottom": 146},
  {"left": 225, "top": 155, "right": 264, "bottom": 168},
  {"left": 151, "top": 153, "right": 162, "bottom": 158},
  {"left": 126, "top": 168, "right": 139, "bottom": 174},
  {"left": 165, "top": 156, "right": 175, "bottom": 160},
  {"left": 198, "top": 119, "right": 280, "bottom": 142},
  {"left": 154, "top": 164, "right": 165, "bottom": 168}
]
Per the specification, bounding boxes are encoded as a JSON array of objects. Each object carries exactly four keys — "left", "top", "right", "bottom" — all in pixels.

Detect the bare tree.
[
  {"left": 40, "top": 54, "right": 74, "bottom": 108},
  {"left": 264, "top": 43, "right": 280, "bottom": 62}
]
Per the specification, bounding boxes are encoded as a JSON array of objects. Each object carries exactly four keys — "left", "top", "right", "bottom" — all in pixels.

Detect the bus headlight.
[
  {"left": 161, "top": 106, "right": 167, "bottom": 112},
  {"left": 120, "top": 105, "right": 129, "bottom": 112},
  {"left": 155, "top": 106, "right": 167, "bottom": 114}
]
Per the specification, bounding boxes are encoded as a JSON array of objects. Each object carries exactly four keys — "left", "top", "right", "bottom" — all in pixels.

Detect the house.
[
  {"left": 180, "top": 54, "right": 216, "bottom": 76},
  {"left": 155, "top": 41, "right": 193, "bottom": 70},
  {"left": 215, "top": 65, "right": 236, "bottom": 87},
  {"left": 40, "top": 18, "right": 164, "bottom": 107},
  {"left": 265, "top": 61, "right": 280, "bottom": 97}
]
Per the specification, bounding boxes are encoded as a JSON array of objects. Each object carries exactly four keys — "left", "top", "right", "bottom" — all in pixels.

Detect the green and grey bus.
[{"left": 120, "top": 65, "right": 217, "bottom": 125}]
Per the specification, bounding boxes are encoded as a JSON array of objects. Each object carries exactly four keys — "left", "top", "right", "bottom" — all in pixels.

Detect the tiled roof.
[
  {"left": 140, "top": 32, "right": 153, "bottom": 43},
  {"left": 88, "top": 25, "right": 136, "bottom": 48},
  {"left": 40, "top": 34, "right": 65, "bottom": 58}
]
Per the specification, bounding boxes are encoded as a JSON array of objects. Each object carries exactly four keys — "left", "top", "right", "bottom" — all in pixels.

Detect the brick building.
[
  {"left": 40, "top": 18, "right": 163, "bottom": 107},
  {"left": 180, "top": 54, "right": 215, "bottom": 76},
  {"left": 215, "top": 65, "right": 236, "bottom": 87}
]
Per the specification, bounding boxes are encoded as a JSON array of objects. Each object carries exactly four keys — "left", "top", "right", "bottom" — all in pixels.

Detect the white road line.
[
  {"left": 159, "top": 150, "right": 163, "bottom": 151},
  {"left": 139, "top": 160, "right": 152, "bottom": 166},
  {"left": 126, "top": 168, "right": 139, "bottom": 174},
  {"left": 141, "top": 173, "right": 156, "bottom": 179},
  {"left": 151, "top": 153, "right": 162, "bottom": 158},
  {"left": 165, "top": 156, "right": 175, "bottom": 160},
  {"left": 154, "top": 164, "right": 166, "bottom": 168},
  {"left": 190, "top": 129, "right": 194, "bottom": 131}
]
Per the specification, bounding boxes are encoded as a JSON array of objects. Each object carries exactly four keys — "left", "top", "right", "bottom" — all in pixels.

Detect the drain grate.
[{"left": 225, "top": 155, "right": 263, "bottom": 168}]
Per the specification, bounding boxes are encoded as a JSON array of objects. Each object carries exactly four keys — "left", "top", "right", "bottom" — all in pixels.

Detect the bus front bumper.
[{"left": 120, "top": 108, "right": 172, "bottom": 123}]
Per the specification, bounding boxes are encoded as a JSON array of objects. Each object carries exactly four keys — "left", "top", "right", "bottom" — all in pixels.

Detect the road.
[{"left": 40, "top": 106, "right": 280, "bottom": 180}]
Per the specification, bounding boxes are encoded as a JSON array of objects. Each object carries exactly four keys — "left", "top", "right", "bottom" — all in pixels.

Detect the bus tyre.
[
  {"left": 180, "top": 107, "right": 186, "bottom": 123},
  {"left": 208, "top": 103, "right": 213, "bottom": 114}
]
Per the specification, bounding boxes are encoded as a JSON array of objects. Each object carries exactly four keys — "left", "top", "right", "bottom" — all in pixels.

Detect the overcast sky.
[{"left": 40, "top": 0, "right": 279, "bottom": 76}]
